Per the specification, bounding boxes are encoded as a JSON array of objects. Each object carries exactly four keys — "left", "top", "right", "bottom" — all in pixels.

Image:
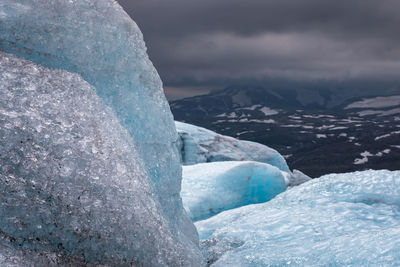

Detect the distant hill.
[{"left": 171, "top": 86, "right": 400, "bottom": 177}]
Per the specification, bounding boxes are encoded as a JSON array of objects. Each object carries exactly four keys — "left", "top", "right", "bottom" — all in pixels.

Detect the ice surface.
[
  {"left": 197, "top": 170, "right": 400, "bottom": 266},
  {"left": 181, "top": 161, "right": 288, "bottom": 221},
  {"left": 0, "top": 52, "right": 201, "bottom": 266},
  {"left": 0, "top": 1, "right": 189, "bottom": 247},
  {"left": 176, "top": 121, "right": 290, "bottom": 172},
  {"left": 289, "top": 169, "right": 312, "bottom": 187},
  {"left": 0, "top": 235, "right": 98, "bottom": 267}
]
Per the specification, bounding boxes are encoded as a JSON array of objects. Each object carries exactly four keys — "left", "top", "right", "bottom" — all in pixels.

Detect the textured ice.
[
  {"left": 0, "top": 236, "right": 99, "bottom": 267},
  {"left": 181, "top": 161, "right": 288, "bottom": 221},
  {"left": 176, "top": 121, "right": 290, "bottom": 172},
  {"left": 0, "top": 52, "right": 201, "bottom": 266},
  {"left": 0, "top": 1, "right": 190, "bottom": 248},
  {"left": 197, "top": 170, "right": 400, "bottom": 266},
  {"left": 289, "top": 169, "right": 312, "bottom": 187}
]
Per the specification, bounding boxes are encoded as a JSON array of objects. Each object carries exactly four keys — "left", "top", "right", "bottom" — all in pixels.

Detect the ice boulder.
[
  {"left": 289, "top": 169, "right": 312, "bottom": 187},
  {"left": 196, "top": 170, "right": 400, "bottom": 266},
  {"left": 176, "top": 121, "right": 290, "bottom": 172},
  {"left": 0, "top": 52, "right": 202, "bottom": 266},
  {"left": 181, "top": 161, "right": 288, "bottom": 221},
  {"left": 0, "top": 0, "right": 188, "bottom": 245}
]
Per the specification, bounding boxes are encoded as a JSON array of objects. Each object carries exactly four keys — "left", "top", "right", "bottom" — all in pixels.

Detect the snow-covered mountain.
[{"left": 171, "top": 86, "right": 400, "bottom": 177}]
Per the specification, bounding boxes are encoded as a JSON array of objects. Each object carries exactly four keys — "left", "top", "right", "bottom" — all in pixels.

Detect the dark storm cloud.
[{"left": 117, "top": 0, "right": 400, "bottom": 97}]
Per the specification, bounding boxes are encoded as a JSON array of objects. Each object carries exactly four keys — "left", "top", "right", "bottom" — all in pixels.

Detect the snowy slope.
[{"left": 345, "top": 95, "right": 400, "bottom": 109}]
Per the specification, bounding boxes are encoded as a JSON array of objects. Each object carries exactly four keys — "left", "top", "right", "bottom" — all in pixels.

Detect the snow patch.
[
  {"left": 346, "top": 95, "right": 400, "bottom": 109},
  {"left": 354, "top": 149, "right": 391, "bottom": 164},
  {"left": 354, "top": 151, "right": 373, "bottom": 164},
  {"left": 260, "top": 107, "right": 279, "bottom": 116},
  {"left": 357, "top": 108, "right": 400, "bottom": 117}
]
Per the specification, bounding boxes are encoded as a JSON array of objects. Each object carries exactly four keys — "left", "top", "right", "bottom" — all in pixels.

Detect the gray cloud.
[{"left": 117, "top": 0, "right": 400, "bottom": 98}]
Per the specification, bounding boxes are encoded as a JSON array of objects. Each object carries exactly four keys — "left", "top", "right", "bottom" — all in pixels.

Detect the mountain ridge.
[{"left": 171, "top": 86, "right": 400, "bottom": 177}]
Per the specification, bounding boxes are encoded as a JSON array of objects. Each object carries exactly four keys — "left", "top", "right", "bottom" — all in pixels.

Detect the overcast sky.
[{"left": 117, "top": 0, "right": 400, "bottom": 100}]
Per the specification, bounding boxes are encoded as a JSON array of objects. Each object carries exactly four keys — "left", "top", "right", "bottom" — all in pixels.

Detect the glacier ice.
[
  {"left": 0, "top": 51, "right": 202, "bottom": 266},
  {"left": 0, "top": 236, "right": 98, "bottom": 267},
  {"left": 176, "top": 121, "right": 290, "bottom": 172},
  {"left": 289, "top": 169, "right": 312, "bottom": 187},
  {"left": 181, "top": 161, "right": 288, "bottom": 221},
  {"left": 0, "top": 1, "right": 191, "bottom": 250},
  {"left": 196, "top": 170, "right": 400, "bottom": 266}
]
